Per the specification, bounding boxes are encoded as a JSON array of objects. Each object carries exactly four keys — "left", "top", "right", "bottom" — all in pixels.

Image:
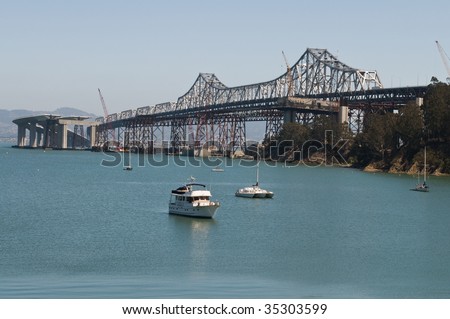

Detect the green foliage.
[
  {"left": 277, "top": 122, "right": 310, "bottom": 147},
  {"left": 396, "top": 101, "right": 424, "bottom": 158},
  {"left": 423, "top": 83, "right": 450, "bottom": 141},
  {"left": 352, "top": 112, "right": 397, "bottom": 165},
  {"left": 268, "top": 115, "right": 349, "bottom": 162},
  {"left": 265, "top": 84, "right": 450, "bottom": 173},
  {"left": 350, "top": 83, "right": 450, "bottom": 173},
  {"left": 310, "top": 115, "right": 340, "bottom": 141}
]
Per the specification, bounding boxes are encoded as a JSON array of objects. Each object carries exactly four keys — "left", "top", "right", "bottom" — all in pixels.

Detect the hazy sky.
[{"left": 1, "top": 0, "right": 449, "bottom": 115}]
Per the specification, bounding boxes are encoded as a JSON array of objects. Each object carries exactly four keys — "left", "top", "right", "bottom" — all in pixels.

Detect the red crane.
[
  {"left": 98, "top": 88, "right": 116, "bottom": 143},
  {"left": 98, "top": 88, "right": 109, "bottom": 118}
]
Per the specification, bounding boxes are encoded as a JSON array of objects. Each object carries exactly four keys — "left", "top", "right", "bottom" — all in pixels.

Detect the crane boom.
[
  {"left": 98, "top": 88, "right": 109, "bottom": 118},
  {"left": 435, "top": 41, "right": 450, "bottom": 83},
  {"left": 97, "top": 88, "right": 116, "bottom": 143}
]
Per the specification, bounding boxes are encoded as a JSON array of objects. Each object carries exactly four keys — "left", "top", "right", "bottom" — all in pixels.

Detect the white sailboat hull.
[{"left": 235, "top": 186, "right": 274, "bottom": 198}]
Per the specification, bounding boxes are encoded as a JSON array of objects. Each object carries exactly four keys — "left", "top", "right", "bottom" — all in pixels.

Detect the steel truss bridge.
[{"left": 95, "top": 48, "right": 428, "bottom": 153}]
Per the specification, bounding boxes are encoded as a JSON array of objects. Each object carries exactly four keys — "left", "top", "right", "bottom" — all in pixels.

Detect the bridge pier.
[
  {"left": 338, "top": 99, "right": 349, "bottom": 125},
  {"left": 58, "top": 124, "right": 68, "bottom": 149},
  {"left": 265, "top": 111, "right": 283, "bottom": 141},
  {"left": 170, "top": 119, "right": 187, "bottom": 150},
  {"left": 28, "top": 123, "right": 37, "bottom": 147},
  {"left": 13, "top": 115, "right": 99, "bottom": 150},
  {"left": 283, "top": 110, "right": 296, "bottom": 124},
  {"left": 17, "top": 125, "right": 26, "bottom": 147},
  {"left": 416, "top": 97, "right": 423, "bottom": 107},
  {"left": 88, "top": 126, "right": 96, "bottom": 148}
]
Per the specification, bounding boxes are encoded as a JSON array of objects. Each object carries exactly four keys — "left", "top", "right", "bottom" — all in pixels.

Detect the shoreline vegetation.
[
  {"left": 4, "top": 83, "right": 449, "bottom": 177},
  {"left": 262, "top": 83, "right": 450, "bottom": 177}
]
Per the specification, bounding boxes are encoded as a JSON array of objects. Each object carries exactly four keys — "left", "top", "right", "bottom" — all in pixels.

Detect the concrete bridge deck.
[{"left": 13, "top": 115, "right": 98, "bottom": 149}]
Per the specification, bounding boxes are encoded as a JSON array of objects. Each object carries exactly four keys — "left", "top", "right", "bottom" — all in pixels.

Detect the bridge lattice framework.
[{"left": 95, "top": 48, "right": 427, "bottom": 152}]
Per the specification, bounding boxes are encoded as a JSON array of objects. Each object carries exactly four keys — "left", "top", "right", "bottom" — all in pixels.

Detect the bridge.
[
  {"left": 13, "top": 115, "right": 98, "bottom": 149},
  {"left": 94, "top": 48, "right": 427, "bottom": 154},
  {"left": 13, "top": 48, "right": 428, "bottom": 153}
]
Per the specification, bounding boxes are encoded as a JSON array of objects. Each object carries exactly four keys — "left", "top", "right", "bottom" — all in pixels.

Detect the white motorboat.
[
  {"left": 235, "top": 162, "right": 273, "bottom": 198},
  {"left": 212, "top": 165, "right": 224, "bottom": 172},
  {"left": 169, "top": 180, "right": 220, "bottom": 218}
]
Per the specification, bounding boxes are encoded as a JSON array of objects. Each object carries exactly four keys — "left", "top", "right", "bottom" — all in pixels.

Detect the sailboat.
[
  {"left": 212, "top": 162, "right": 224, "bottom": 172},
  {"left": 411, "top": 147, "right": 429, "bottom": 192},
  {"left": 235, "top": 162, "right": 274, "bottom": 198}
]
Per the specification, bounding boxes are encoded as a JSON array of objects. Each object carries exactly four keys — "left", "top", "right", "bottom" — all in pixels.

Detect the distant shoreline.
[{"left": 0, "top": 137, "right": 15, "bottom": 144}]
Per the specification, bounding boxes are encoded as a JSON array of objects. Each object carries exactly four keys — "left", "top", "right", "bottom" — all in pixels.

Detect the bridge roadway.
[
  {"left": 96, "top": 84, "right": 428, "bottom": 152},
  {"left": 101, "top": 85, "right": 428, "bottom": 129}
]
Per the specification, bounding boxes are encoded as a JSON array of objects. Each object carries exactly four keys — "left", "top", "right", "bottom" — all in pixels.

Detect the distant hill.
[{"left": 0, "top": 107, "right": 99, "bottom": 138}]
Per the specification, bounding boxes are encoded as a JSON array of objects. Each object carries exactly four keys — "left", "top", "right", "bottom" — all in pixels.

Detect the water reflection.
[{"left": 169, "top": 216, "right": 215, "bottom": 274}]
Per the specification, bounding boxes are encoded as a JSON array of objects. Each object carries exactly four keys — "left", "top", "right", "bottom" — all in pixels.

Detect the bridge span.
[
  {"left": 94, "top": 48, "right": 427, "bottom": 154},
  {"left": 13, "top": 115, "right": 98, "bottom": 149},
  {"left": 13, "top": 48, "right": 428, "bottom": 153}
]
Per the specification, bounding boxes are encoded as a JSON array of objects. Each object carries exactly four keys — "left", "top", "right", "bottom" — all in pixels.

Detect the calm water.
[{"left": 1, "top": 144, "right": 450, "bottom": 298}]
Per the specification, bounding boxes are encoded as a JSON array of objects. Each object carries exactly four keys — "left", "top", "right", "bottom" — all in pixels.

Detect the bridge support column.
[
  {"left": 17, "top": 125, "right": 26, "bottom": 147},
  {"left": 43, "top": 121, "right": 50, "bottom": 148},
  {"left": 29, "top": 123, "right": 37, "bottom": 147},
  {"left": 265, "top": 116, "right": 283, "bottom": 141},
  {"left": 170, "top": 119, "right": 186, "bottom": 150},
  {"left": 283, "top": 110, "right": 296, "bottom": 124},
  {"left": 338, "top": 100, "right": 349, "bottom": 125},
  {"left": 37, "top": 131, "right": 42, "bottom": 147},
  {"left": 229, "top": 116, "right": 246, "bottom": 155},
  {"left": 88, "top": 125, "right": 97, "bottom": 148},
  {"left": 58, "top": 124, "right": 68, "bottom": 149},
  {"left": 416, "top": 97, "right": 423, "bottom": 107}
]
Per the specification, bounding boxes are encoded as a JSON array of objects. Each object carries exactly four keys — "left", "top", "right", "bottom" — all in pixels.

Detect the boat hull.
[
  {"left": 169, "top": 203, "right": 220, "bottom": 218},
  {"left": 253, "top": 192, "right": 268, "bottom": 198},
  {"left": 235, "top": 190, "right": 274, "bottom": 198},
  {"left": 235, "top": 192, "right": 257, "bottom": 198},
  {"left": 265, "top": 192, "right": 274, "bottom": 198}
]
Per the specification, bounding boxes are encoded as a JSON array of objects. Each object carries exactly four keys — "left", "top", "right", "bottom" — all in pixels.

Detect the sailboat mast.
[
  {"left": 424, "top": 146, "right": 427, "bottom": 182},
  {"left": 256, "top": 161, "right": 259, "bottom": 186}
]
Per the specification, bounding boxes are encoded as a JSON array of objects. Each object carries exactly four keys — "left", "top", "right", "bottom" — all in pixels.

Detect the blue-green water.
[{"left": 1, "top": 144, "right": 450, "bottom": 298}]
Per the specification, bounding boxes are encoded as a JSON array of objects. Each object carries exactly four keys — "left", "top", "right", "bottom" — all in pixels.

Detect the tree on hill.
[{"left": 422, "top": 83, "right": 450, "bottom": 142}]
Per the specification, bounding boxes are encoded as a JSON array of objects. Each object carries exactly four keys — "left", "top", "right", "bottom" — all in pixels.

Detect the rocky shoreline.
[{"left": 362, "top": 162, "right": 449, "bottom": 176}]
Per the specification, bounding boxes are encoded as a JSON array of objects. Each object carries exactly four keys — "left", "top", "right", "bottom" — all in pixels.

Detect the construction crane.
[
  {"left": 282, "top": 51, "right": 294, "bottom": 96},
  {"left": 98, "top": 88, "right": 116, "bottom": 143},
  {"left": 435, "top": 41, "right": 450, "bottom": 84},
  {"left": 98, "top": 88, "right": 109, "bottom": 119}
]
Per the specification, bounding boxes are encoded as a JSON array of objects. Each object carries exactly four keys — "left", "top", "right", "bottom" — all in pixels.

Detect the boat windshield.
[{"left": 182, "top": 196, "right": 210, "bottom": 203}]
